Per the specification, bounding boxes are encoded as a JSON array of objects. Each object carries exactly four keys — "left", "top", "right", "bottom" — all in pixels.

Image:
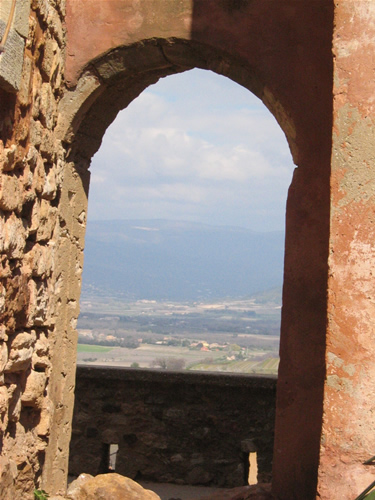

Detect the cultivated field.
[
  {"left": 76, "top": 343, "right": 279, "bottom": 375},
  {"left": 77, "top": 292, "right": 281, "bottom": 375}
]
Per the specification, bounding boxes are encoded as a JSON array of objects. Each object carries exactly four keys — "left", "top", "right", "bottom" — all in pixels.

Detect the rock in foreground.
[{"left": 67, "top": 473, "right": 161, "bottom": 500}]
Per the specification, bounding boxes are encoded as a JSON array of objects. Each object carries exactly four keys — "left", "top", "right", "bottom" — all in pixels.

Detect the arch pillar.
[{"left": 44, "top": 1, "right": 375, "bottom": 498}]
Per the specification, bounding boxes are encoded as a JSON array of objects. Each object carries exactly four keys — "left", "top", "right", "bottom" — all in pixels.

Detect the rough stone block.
[
  {"left": 0, "top": 144, "right": 17, "bottom": 172},
  {"left": 27, "top": 279, "right": 52, "bottom": 326},
  {"left": 0, "top": 173, "right": 22, "bottom": 212},
  {"left": 36, "top": 199, "right": 57, "bottom": 241},
  {"left": 40, "top": 36, "right": 59, "bottom": 81},
  {"left": 22, "top": 165, "right": 35, "bottom": 204},
  {"left": 25, "top": 243, "right": 53, "bottom": 278},
  {"left": 32, "top": 70, "right": 42, "bottom": 118},
  {"left": 39, "top": 128, "right": 57, "bottom": 161},
  {"left": 0, "top": 255, "right": 11, "bottom": 280},
  {"left": 42, "top": 167, "right": 57, "bottom": 200},
  {"left": 0, "top": 216, "right": 5, "bottom": 254},
  {"left": 14, "top": 0, "right": 30, "bottom": 39},
  {"left": 31, "top": 0, "right": 49, "bottom": 25},
  {"left": 0, "top": 341, "right": 8, "bottom": 373},
  {"left": 0, "top": 22, "right": 25, "bottom": 93},
  {"left": 32, "top": 352, "right": 50, "bottom": 371},
  {"left": 21, "top": 369, "right": 46, "bottom": 407},
  {"left": 4, "top": 213, "right": 27, "bottom": 259},
  {"left": 34, "top": 332, "right": 48, "bottom": 356},
  {"left": 17, "top": 54, "right": 32, "bottom": 106},
  {"left": 9, "top": 330, "right": 36, "bottom": 350},
  {"left": 28, "top": 198, "right": 40, "bottom": 234},
  {"left": 0, "top": 0, "right": 30, "bottom": 39},
  {"left": 33, "top": 155, "right": 46, "bottom": 194},
  {"left": 7, "top": 382, "right": 21, "bottom": 422},
  {"left": 55, "top": 72, "right": 101, "bottom": 141},
  {"left": 67, "top": 473, "right": 161, "bottom": 500},
  {"left": 0, "top": 386, "right": 9, "bottom": 431},
  {"left": 0, "top": 457, "right": 18, "bottom": 499},
  {"left": 36, "top": 398, "right": 52, "bottom": 435},
  {"left": 0, "top": 1, "right": 13, "bottom": 24},
  {"left": 0, "top": 283, "right": 5, "bottom": 316},
  {"left": 5, "top": 344, "right": 33, "bottom": 372},
  {"left": 28, "top": 118, "right": 43, "bottom": 146},
  {"left": 39, "top": 82, "right": 57, "bottom": 130},
  {"left": 1, "top": 213, "right": 27, "bottom": 259},
  {"left": 0, "top": 325, "right": 8, "bottom": 342},
  {"left": 46, "top": 6, "right": 63, "bottom": 47}
]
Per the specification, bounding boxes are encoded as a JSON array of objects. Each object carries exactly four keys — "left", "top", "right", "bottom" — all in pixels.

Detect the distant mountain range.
[{"left": 81, "top": 219, "right": 285, "bottom": 301}]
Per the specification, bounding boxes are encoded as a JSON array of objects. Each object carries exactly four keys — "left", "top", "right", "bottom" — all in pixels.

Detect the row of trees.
[{"left": 149, "top": 357, "right": 186, "bottom": 370}]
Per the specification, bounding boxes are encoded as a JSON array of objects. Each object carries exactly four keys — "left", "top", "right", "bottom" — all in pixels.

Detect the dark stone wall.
[{"left": 70, "top": 367, "right": 276, "bottom": 488}]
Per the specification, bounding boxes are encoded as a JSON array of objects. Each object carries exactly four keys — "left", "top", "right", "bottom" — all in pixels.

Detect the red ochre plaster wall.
[{"left": 318, "top": 1, "right": 375, "bottom": 498}]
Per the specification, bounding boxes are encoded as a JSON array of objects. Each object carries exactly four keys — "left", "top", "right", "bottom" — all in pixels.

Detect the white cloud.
[{"left": 88, "top": 69, "right": 295, "bottom": 231}]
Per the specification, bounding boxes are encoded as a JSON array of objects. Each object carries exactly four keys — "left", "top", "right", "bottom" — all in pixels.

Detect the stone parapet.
[{"left": 70, "top": 367, "right": 276, "bottom": 488}]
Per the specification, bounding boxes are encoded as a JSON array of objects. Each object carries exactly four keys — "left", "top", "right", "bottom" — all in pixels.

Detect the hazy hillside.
[{"left": 81, "top": 219, "right": 284, "bottom": 301}]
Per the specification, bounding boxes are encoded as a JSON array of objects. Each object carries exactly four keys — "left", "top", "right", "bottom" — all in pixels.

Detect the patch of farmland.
[
  {"left": 189, "top": 356, "right": 279, "bottom": 375},
  {"left": 76, "top": 343, "right": 224, "bottom": 368},
  {"left": 77, "top": 344, "right": 114, "bottom": 353}
]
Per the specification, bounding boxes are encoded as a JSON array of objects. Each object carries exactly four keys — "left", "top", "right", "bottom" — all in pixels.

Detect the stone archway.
[
  {"left": 50, "top": 1, "right": 334, "bottom": 494},
  {"left": 2, "top": 1, "right": 375, "bottom": 498}
]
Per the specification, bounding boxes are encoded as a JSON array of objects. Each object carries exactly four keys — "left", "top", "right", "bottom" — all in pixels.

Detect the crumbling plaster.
[{"left": 319, "top": 2, "right": 375, "bottom": 497}]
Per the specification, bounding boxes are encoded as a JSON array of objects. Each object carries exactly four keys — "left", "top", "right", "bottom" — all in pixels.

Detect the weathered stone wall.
[
  {"left": 70, "top": 367, "right": 276, "bottom": 489},
  {"left": 0, "top": 1, "right": 84, "bottom": 498}
]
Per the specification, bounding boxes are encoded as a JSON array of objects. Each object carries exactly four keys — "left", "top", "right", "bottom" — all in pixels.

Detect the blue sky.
[{"left": 88, "top": 68, "right": 295, "bottom": 232}]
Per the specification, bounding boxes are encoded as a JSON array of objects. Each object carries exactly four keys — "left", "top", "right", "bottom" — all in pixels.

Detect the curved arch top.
[
  {"left": 63, "top": 0, "right": 334, "bottom": 167},
  {"left": 58, "top": 38, "right": 298, "bottom": 164}
]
